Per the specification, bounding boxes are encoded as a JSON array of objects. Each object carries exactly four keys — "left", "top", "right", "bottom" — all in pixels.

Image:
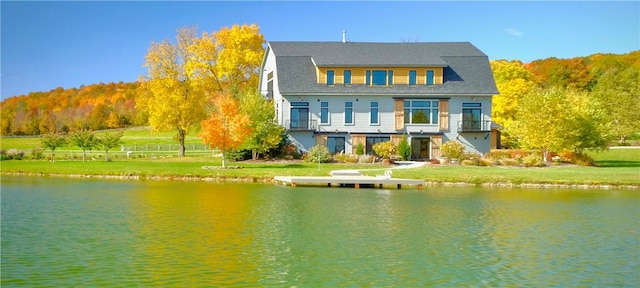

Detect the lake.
[{"left": 1, "top": 176, "right": 638, "bottom": 287}]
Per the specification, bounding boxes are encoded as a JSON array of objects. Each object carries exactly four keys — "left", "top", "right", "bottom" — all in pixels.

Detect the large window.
[
  {"left": 462, "top": 103, "right": 482, "bottom": 130},
  {"left": 327, "top": 137, "right": 345, "bottom": 154},
  {"left": 368, "top": 70, "right": 394, "bottom": 86},
  {"left": 344, "top": 70, "right": 351, "bottom": 85},
  {"left": 320, "top": 102, "right": 329, "bottom": 124},
  {"left": 290, "top": 102, "right": 309, "bottom": 129},
  {"left": 404, "top": 100, "right": 439, "bottom": 124},
  {"left": 344, "top": 102, "right": 354, "bottom": 125},
  {"left": 426, "top": 70, "right": 434, "bottom": 85},
  {"left": 327, "top": 70, "right": 335, "bottom": 85},
  {"left": 370, "top": 102, "right": 379, "bottom": 125},
  {"left": 409, "top": 70, "right": 417, "bottom": 85}
]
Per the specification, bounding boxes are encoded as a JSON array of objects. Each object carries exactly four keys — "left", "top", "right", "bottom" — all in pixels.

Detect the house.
[{"left": 258, "top": 41, "right": 499, "bottom": 160}]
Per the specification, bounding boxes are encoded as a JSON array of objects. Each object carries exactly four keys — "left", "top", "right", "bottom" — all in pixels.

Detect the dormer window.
[
  {"left": 344, "top": 70, "right": 351, "bottom": 85},
  {"left": 369, "top": 70, "right": 394, "bottom": 86},
  {"left": 327, "top": 70, "right": 335, "bottom": 86},
  {"left": 409, "top": 70, "right": 417, "bottom": 85},
  {"left": 426, "top": 70, "right": 435, "bottom": 86}
]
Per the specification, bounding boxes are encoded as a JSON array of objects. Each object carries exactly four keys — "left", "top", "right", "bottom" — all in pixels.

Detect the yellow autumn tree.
[
  {"left": 213, "top": 24, "right": 265, "bottom": 95},
  {"left": 139, "top": 27, "right": 212, "bottom": 157},
  {"left": 490, "top": 60, "right": 537, "bottom": 147},
  {"left": 200, "top": 93, "right": 253, "bottom": 168}
]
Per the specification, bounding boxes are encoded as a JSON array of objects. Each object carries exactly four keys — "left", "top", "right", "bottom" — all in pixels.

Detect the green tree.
[
  {"left": 41, "top": 132, "right": 67, "bottom": 162},
  {"left": 239, "top": 90, "right": 285, "bottom": 160},
  {"left": 397, "top": 135, "right": 411, "bottom": 161},
  {"left": 69, "top": 128, "right": 98, "bottom": 162},
  {"left": 591, "top": 66, "right": 640, "bottom": 144},
  {"left": 509, "top": 87, "right": 608, "bottom": 162},
  {"left": 96, "top": 130, "right": 123, "bottom": 161}
]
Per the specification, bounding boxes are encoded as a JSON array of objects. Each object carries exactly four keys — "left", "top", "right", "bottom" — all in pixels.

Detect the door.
[{"left": 411, "top": 138, "right": 431, "bottom": 160}]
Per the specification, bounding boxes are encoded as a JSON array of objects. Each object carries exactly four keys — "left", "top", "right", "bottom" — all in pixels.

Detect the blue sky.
[{"left": 1, "top": 1, "right": 638, "bottom": 99}]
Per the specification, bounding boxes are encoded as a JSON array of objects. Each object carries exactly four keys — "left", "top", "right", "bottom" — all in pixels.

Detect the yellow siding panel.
[{"left": 317, "top": 67, "right": 444, "bottom": 85}]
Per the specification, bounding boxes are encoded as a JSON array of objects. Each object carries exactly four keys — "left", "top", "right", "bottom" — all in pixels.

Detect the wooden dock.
[{"left": 273, "top": 175, "right": 425, "bottom": 189}]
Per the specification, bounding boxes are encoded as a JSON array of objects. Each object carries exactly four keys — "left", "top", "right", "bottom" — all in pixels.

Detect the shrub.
[
  {"left": 372, "top": 140, "right": 397, "bottom": 160},
  {"left": 510, "top": 149, "right": 529, "bottom": 160},
  {"left": 31, "top": 147, "right": 44, "bottom": 160},
  {"left": 305, "top": 145, "right": 332, "bottom": 163},
  {"left": 461, "top": 159, "right": 475, "bottom": 166},
  {"left": 523, "top": 153, "right": 545, "bottom": 167},
  {"left": 573, "top": 153, "right": 594, "bottom": 166},
  {"left": 430, "top": 158, "right": 440, "bottom": 165},
  {"left": 501, "top": 158, "right": 519, "bottom": 166},
  {"left": 334, "top": 153, "right": 357, "bottom": 163},
  {"left": 397, "top": 135, "right": 411, "bottom": 161},
  {"left": 0, "top": 149, "right": 7, "bottom": 161},
  {"left": 441, "top": 141, "right": 464, "bottom": 160},
  {"left": 478, "top": 158, "right": 494, "bottom": 166},
  {"left": 355, "top": 143, "right": 365, "bottom": 156},
  {"left": 358, "top": 155, "right": 375, "bottom": 163},
  {"left": 486, "top": 149, "right": 511, "bottom": 160}
]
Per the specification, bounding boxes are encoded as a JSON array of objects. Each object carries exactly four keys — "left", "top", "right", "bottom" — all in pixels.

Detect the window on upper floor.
[
  {"left": 369, "top": 70, "right": 393, "bottom": 86},
  {"left": 327, "top": 70, "right": 335, "bottom": 86},
  {"left": 344, "top": 70, "right": 351, "bottom": 85},
  {"left": 426, "top": 70, "right": 434, "bottom": 86},
  {"left": 404, "top": 100, "right": 439, "bottom": 124},
  {"left": 320, "top": 102, "right": 329, "bottom": 125},
  {"left": 370, "top": 102, "right": 379, "bottom": 125},
  {"left": 366, "top": 70, "right": 371, "bottom": 86},
  {"left": 409, "top": 70, "right": 417, "bottom": 85},
  {"left": 344, "top": 102, "right": 354, "bottom": 125}
]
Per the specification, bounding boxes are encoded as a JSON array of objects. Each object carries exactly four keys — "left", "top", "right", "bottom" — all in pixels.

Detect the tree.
[
  {"left": 200, "top": 93, "right": 253, "bottom": 168},
  {"left": 213, "top": 24, "right": 265, "bottom": 94},
  {"left": 239, "top": 90, "right": 285, "bottom": 160},
  {"left": 139, "top": 27, "right": 210, "bottom": 157},
  {"left": 41, "top": 132, "right": 67, "bottom": 162},
  {"left": 591, "top": 66, "right": 640, "bottom": 144},
  {"left": 69, "top": 128, "right": 98, "bottom": 162},
  {"left": 397, "top": 135, "right": 411, "bottom": 161},
  {"left": 490, "top": 60, "right": 536, "bottom": 147},
  {"left": 96, "top": 130, "right": 123, "bottom": 161},
  {"left": 509, "top": 87, "right": 608, "bottom": 162}
]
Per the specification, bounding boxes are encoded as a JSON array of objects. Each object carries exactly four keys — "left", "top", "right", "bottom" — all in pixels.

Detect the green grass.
[{"left": 2, "top": 131, "right": 639, "bottom": 186}]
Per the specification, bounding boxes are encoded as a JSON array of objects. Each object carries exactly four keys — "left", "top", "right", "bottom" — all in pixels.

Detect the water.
[{"left": 1, "top": 176, "right": 638, "bottom": 287}]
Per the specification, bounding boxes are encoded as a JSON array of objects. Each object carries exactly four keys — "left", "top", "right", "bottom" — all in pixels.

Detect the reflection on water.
[{"left": 1, "top": 176, "right": 638, "bottom": 286}]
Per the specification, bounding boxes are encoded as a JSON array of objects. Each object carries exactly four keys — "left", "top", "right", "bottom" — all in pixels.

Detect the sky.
[{"left": 1, "top": 1, "right": 639, "bottom": 99}]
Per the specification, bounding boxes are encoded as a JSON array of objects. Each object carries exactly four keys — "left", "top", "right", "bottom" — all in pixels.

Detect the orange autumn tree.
[{"left": 200, "top": 93, "right": 252, "bottom": 168}]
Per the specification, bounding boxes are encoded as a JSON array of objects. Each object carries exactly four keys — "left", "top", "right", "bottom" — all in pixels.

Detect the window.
[
  {"left": 320, "top": 102, "right": 329, "bottom": 124},
  {"left": 388, "top": 70, "right": 394, "bottom": 85},
  {"left": 426, "top": 70, "right": 434, "bottom": 86},
  {"left": 366, "top": 70, "right": 371, "bottom": 86},
  {"left": 462, "top": 103, "right": 482, "bottom": 130},
  {"left": 372, "top": 70, "right": 387, "bottom": 85},
  {"left": 344, "top": 70, "right": 351, "bottom": 85},
  {"left": 266, "top": 71, "right": 274, "bottom": 99},
  {"left": 344, "top": 102, "right": 354, "bottom": 125},
  {"left": 409, "top": 70, "right": 417, "bottom": 85},
  {"left": 290, "top": 102, "right": 309, "bottom": 129},
  {"left": 370, "top": 102, "right": 379, "bottom": 125},
  {"left": 327, "top": 70, "right": 335, "bottom": 85},
  {"left": 404, "top": 100, "right": 439, "bottom": 124},
  {"left": 327, "top": 137, "right": 345, "bottom": 154}
]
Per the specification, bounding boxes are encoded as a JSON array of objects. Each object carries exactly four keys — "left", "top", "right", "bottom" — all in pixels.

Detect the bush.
[
  {"left": 523, "top": 153, "right": 545, "bottom": 167},
  {"left": 397, "top": 135, "right": 411, "bottom": 161},
  {"left": 372, "top": 140, "right": 397, "bottom": 160},
  {"left": 355, "top": 143, "right": 365, "bottom": 156},
  {"left": 573, "top": 153, "right": 594, "bottom": 166},
  {"left": 334, "top": 153, "right": 357, "bottom": 163},
  {"left": 441, "top": 141, "right": 464, "bottom": 160},
  {"left": 31, "top": 147, "right": 44, "bottom": 160},
  {"left": 305, "top": 145, "right": 332, "bottom": 163},
  {"left": 430, "top": 158, "right": 440, "bottom": 164},
  {"left": 358, "top": 155, "right": 375, "bottom": 163},
  {"left": 486, "top": 149, "right": 511, "bottom": 160},
  {"left": 0, "top": 149, "right": 7, "bottom": 161},
  {"left": 501, "top": 158, "right": 520, "bottom": 166}
]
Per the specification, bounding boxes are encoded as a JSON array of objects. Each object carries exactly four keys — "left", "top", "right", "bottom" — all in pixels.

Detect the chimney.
[{"left": 342, "top": 30, "right": 346, "bottom": 43}]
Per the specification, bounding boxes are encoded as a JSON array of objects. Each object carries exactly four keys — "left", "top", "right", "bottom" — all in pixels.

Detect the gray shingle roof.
[{"left": 269, "top": 41, "right": 499, "bottom": 96}]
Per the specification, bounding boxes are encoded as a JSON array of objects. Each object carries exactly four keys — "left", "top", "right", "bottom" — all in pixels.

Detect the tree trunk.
[
  {"left": 252, "top": 149, "right": 258, "bottom": 161},
  {"left": 178, "top": 128, "right": 186, "bottom": 157},
  {"left": 50, "top": 149, "right": 55, "bottom": 162},
  {"left": 221, "top": 150, "right": 227, "bottom": 168},
  {"left": 82, "top": 149, "right": 86, "bottom": 162}
]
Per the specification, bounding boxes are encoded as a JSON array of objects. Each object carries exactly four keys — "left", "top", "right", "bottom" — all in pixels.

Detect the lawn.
[{"left": 2, "top": 130, "right": 639, "bottom": 187}]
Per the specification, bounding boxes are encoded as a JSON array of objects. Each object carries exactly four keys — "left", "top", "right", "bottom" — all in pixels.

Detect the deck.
[{"left": 273, "top": 175, "right": 425, "bottom": 189}]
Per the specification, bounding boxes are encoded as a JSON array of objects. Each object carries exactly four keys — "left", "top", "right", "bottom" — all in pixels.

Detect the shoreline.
[{"left": 3, "top": 172, "right": 639, "bottom": 190}]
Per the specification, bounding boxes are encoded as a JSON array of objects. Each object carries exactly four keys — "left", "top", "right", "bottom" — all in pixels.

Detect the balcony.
[
  {"left": 286, "top": 119, "right": 317, "bottom": 131},
  {"left": 457, "top": 120, "right": 492, "bottom": 132}
]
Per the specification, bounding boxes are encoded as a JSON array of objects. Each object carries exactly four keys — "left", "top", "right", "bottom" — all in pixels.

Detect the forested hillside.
[
  {"left": 1, "top": 50, "right": 638, "bottom": 137},
  {"left": 1, "top": 81, "right": 145, "bottom": 135}
]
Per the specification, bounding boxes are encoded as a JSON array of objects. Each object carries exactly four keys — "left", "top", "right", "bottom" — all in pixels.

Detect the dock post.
[
  {"left": 397, "top": 184, "right": 402, "bottom": 189},
  {"left": 355, "top": 183, "right": 360, "bottom": 189}
]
